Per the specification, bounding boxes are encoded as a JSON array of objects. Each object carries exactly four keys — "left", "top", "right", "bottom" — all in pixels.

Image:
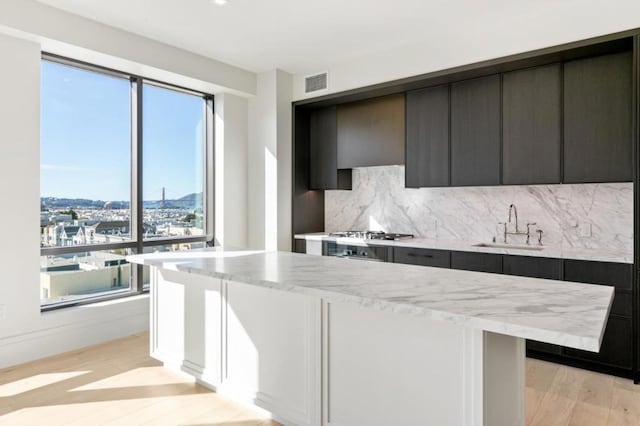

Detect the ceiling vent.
[{"left": 304, "top": 72, "right": 328, "bottom": 94}]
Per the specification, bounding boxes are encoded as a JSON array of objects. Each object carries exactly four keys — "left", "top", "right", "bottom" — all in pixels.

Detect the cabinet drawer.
[
  {"left": 564, "top": 315, "right": 632, "bottom": 370},
  {"left": 563, "top": 260, "right": 632, "bottom": 291},
  {"left": 526, "top": 340, "right": 562, "bottom": 356},
  {"left": 393, "top": 247, "right": 450, "bottom": 268},
  {"left": 502, "top": 256, "right": 562, "bottom": 280},
  {"left": 450, "top": 251, "right": 502, "bottom": 273}
]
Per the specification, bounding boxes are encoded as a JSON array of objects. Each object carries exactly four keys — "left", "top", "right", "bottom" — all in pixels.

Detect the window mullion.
[{"left": 131, "top": 77, "right": 144, "bottom": 292}]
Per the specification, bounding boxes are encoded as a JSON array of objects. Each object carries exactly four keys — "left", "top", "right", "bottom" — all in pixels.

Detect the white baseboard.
[{"left": 0, "top": 296, "right": 149, "bottom": 369}]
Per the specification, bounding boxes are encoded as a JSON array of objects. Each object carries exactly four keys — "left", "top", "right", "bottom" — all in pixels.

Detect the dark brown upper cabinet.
[
  {"left": 450, "top": 75, "right": 501, "bottom": 186},
  {"left": 405, "top": 85, "right": 450, "bottom": 188},
  {"left": 337, "top": 93, "right": 405, "bottom": 169},
  {"left": 563, "top": 51, "right": 633, "bottom": 183},
  {"left": 309, "top": 106, "right": 352, "bottom": 190},
  {"left": 502, "top": 64, "right": 562, "bottom": 185}
]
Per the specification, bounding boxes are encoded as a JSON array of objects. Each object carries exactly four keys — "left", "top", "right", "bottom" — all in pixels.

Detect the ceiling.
[{"left": 37, "top": 0, "right": 640, "bottom": 75}]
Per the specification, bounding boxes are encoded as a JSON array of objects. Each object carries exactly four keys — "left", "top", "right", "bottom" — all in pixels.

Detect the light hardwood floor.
[
  {"left": 1, "top": 332, "right": 638, "bottom": 425},
  {"left": 0, "top": 333, "right": 278, "bottom": 425},
  {"left": 526, "top": 356, "right": 640, "bottom": 425}
]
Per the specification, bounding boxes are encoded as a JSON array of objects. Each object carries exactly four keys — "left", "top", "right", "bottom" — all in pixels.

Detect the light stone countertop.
[
  {"left": 128, "top": 247, "right": 613, "bottom": 352},
  {"left": 294, "top": 233, "right": 633, "bottom": 264}
]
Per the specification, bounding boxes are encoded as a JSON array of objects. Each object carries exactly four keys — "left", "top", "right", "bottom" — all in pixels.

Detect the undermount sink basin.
[{"left": 472, "top": 242, "right": 544, "bottom": 251}]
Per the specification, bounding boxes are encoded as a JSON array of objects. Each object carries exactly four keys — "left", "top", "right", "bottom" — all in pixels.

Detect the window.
[
  {"left": 142, "top": 83, "right": 205, "bottom": 240},
  {"left": 40, "top": 56, "right": 213, "bottom": 309}
]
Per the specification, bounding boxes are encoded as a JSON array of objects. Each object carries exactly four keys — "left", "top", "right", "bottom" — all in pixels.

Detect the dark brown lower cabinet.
[
  {"left": 559, "top": 259, "right": 634, "bottom": 375},
  {"left": 502, "top": 255, "right": 562, "bottom": 280},
  {"left": 564, "top": 315, "right": 633, "bottom": 370},
  {"left": 392, "top": 247, "right": 450, "bottom": 268},
  {"left": 293, "top": 239, "right": 306, "bottom": 254},
  {"left": 450, "top": 251, "right": 502, "bottom": 273},
  {"left": 501, "top": 256, "right": 563, "bottom": 355}
]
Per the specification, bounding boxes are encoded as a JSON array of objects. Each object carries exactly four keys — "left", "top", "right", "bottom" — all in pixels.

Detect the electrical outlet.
[
  {"left": 578, "top": 222, "right": 592, "bottom": 238},
  {"left": 0, "top": 304, "right": 6, "bottom": 320}
]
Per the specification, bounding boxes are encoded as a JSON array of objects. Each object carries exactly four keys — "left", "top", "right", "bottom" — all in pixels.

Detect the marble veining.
[
  {"left": 325, "top": 166, "right": 633, "bottom": 256},
  {"left": 128, "top": 248, "right": 613, "bottom": 352}
]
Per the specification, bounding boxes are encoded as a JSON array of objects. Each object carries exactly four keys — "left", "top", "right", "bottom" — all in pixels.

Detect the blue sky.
[{"left": 40, "top": 60, "right": 204, "bottom": 202}]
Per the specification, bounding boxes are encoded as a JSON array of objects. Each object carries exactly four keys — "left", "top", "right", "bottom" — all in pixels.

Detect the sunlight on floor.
[
  {"left": 0, "top": 333, "right": 279, "bottom": 426},
  {"left": 0, "top": 371, "right": 91, "bottom": 397},
  {"left": 70, "top": 366, "right": 188, "bottom": 391}
]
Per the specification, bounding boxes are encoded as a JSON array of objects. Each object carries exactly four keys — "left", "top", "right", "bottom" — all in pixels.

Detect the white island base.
[{"left": 151, "top": 268, "right": 524, "bottom": 426}]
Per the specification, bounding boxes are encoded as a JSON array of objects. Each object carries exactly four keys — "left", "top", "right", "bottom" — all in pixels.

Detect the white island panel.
[{"left": 129, "top": 248, "right": 613, "bottom": 426}]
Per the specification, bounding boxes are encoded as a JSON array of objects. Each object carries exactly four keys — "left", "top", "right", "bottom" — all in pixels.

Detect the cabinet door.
[
  {"left": 337, "top": 94, "right": 405, "bottom": 168},
  {"left": 405, "top": 85, "right": 449, "bottom": 188},
  {"left": 502, "top": 256, "right": 562, "bottom": 355},
  {"left": 564, "top": 316, "right": 633, "bottom": 370},
  {"left": 225, "top": 281, "right": 320, "bottom": 425},
  {"left": 293, "top": 238, "right": 306, "bottom": 254},
  {"left": 393, "top": 247, "right": 450, "bottom": 268},
  {"left": 502, "top": 255, "right": 562, "bottom": 280},
  {"left": 450, "top": 75, "right": 501, "bottom": 186},
  {"left": 564, "top": 51, "right": 633, "bottom": 183},
  {"left": 563, "top": 260, "right": 632, "bottom": 291},
  {"left": 502, "top": 64, "right": 561, "bottom": 184},
  {"left": 450, "top": 251, "right": 502, "bottom": 274},
  {"left": 309, "top": 107, "right": 351, "bottom": 190},
  {"left": 563, "top": 260, "right": 633, "bottom": 318}
]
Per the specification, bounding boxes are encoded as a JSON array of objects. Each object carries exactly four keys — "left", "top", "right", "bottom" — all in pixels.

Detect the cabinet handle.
[{"left": 407, "top": 252, "right": 433, "bottom": 258}]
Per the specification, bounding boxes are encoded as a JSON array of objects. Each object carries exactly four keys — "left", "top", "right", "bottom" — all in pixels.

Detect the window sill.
[{"left": 40, "top": 290, "right": 149, "bottom": 313}]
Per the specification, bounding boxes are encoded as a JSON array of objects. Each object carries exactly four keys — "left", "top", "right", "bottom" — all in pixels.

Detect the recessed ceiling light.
[{"left": 211, "top": 0, "right": 228, "bottom": 5}]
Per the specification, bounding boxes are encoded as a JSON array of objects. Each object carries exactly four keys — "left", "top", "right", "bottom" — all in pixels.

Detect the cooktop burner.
[{"left": 328, "top": 231, "right": 414, "bottom": 241}]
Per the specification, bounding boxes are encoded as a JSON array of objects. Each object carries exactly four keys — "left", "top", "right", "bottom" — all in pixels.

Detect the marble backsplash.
[{"left": 325, "top": 166, "right": 633, "bottom": 253}]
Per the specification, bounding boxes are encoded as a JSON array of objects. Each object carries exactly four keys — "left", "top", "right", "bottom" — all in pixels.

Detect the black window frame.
[{"left": 40, "top": 53, "right": 215, "bottom": 311}]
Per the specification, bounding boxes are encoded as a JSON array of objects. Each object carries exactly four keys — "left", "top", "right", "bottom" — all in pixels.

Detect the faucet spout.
[{"left": 508, "top": 204, "right": 519, "bottom": 233}]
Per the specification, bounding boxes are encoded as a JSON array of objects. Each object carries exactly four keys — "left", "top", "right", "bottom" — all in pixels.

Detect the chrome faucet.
[{"left": 499, "top": 204, "right": 543, "bottom": 245}]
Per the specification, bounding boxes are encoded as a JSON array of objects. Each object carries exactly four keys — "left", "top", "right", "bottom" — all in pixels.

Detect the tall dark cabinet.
[
  {"left": 564, "top": 51, "right": 633, "bottom": 183},
  {"left": 450, "top": 75, "right": 501, "bottom": 186},
  {"left": 405, "top": 85, "right": 450, "bottom": 188},
  {"left": 309, "top": 106, "right": 351, "bottom": 190},
  {"left": 502, "top": 64, "right": 562, "bottom": 185}
]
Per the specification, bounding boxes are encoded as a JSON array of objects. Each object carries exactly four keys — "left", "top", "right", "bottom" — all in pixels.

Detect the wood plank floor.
[
  {"left": 526, "top": 357, "right": 640, "bottom": 425},
  {"left": 0, "top": 333, "right": 278, "bottom": 426},
  {"left": 1, "top": 332, "right": 638, "bottom": 425}
]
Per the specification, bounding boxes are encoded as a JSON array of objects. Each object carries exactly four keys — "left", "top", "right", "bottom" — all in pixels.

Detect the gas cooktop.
[{"left": 328, "top": 231, "right": 414, "bottom": 241}]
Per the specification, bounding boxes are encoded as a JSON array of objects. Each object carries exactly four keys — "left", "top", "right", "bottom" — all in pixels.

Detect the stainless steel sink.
[{"left": 472, "top": 242, "right": 544, "bottom": 251}]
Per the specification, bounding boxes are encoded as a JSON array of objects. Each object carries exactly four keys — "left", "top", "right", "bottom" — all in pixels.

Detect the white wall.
[
  {"left": 0, "top": 33, "right": 150, "bottom": 369},
  {"left": 276, "top": 71, "right": 293, "bottom": 252},
  {"left": 0, "top": 34, "right": 42, "bottom": 342},
  {"left": 215, "top": 94, "right": 249, "bottom": 249},
  {"left": 292, "top": 6, "right": 640, "bottom": 100},
  {"left": 247, "top": 70, "right": 293, "bottom": 251}
]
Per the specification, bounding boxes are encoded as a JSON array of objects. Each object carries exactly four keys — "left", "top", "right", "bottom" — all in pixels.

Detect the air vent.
[{"left": 304, "top": 72, "right": 328, "bottom": 94}]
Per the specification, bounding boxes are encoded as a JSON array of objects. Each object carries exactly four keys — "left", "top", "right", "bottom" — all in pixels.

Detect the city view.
[{"left": 40, "top": 192, "right": 206, "bottom": 306}]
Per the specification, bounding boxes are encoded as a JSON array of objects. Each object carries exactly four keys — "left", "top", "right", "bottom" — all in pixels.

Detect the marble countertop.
[
  {"left": 294, "top": 233, "right": 633, "bottom": 264},
  {"left": 128, "top": 247, "right": 613, "bottom": 352}
]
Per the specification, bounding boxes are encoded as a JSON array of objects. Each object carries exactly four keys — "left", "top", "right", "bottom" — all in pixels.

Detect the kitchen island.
[{"left": 127, "top": 247, "right": 613, "bottom": 426}]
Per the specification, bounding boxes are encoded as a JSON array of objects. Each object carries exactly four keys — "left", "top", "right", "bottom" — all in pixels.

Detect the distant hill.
[{"left": 41, "top": 192, "right": 202, "bottom": 210}]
